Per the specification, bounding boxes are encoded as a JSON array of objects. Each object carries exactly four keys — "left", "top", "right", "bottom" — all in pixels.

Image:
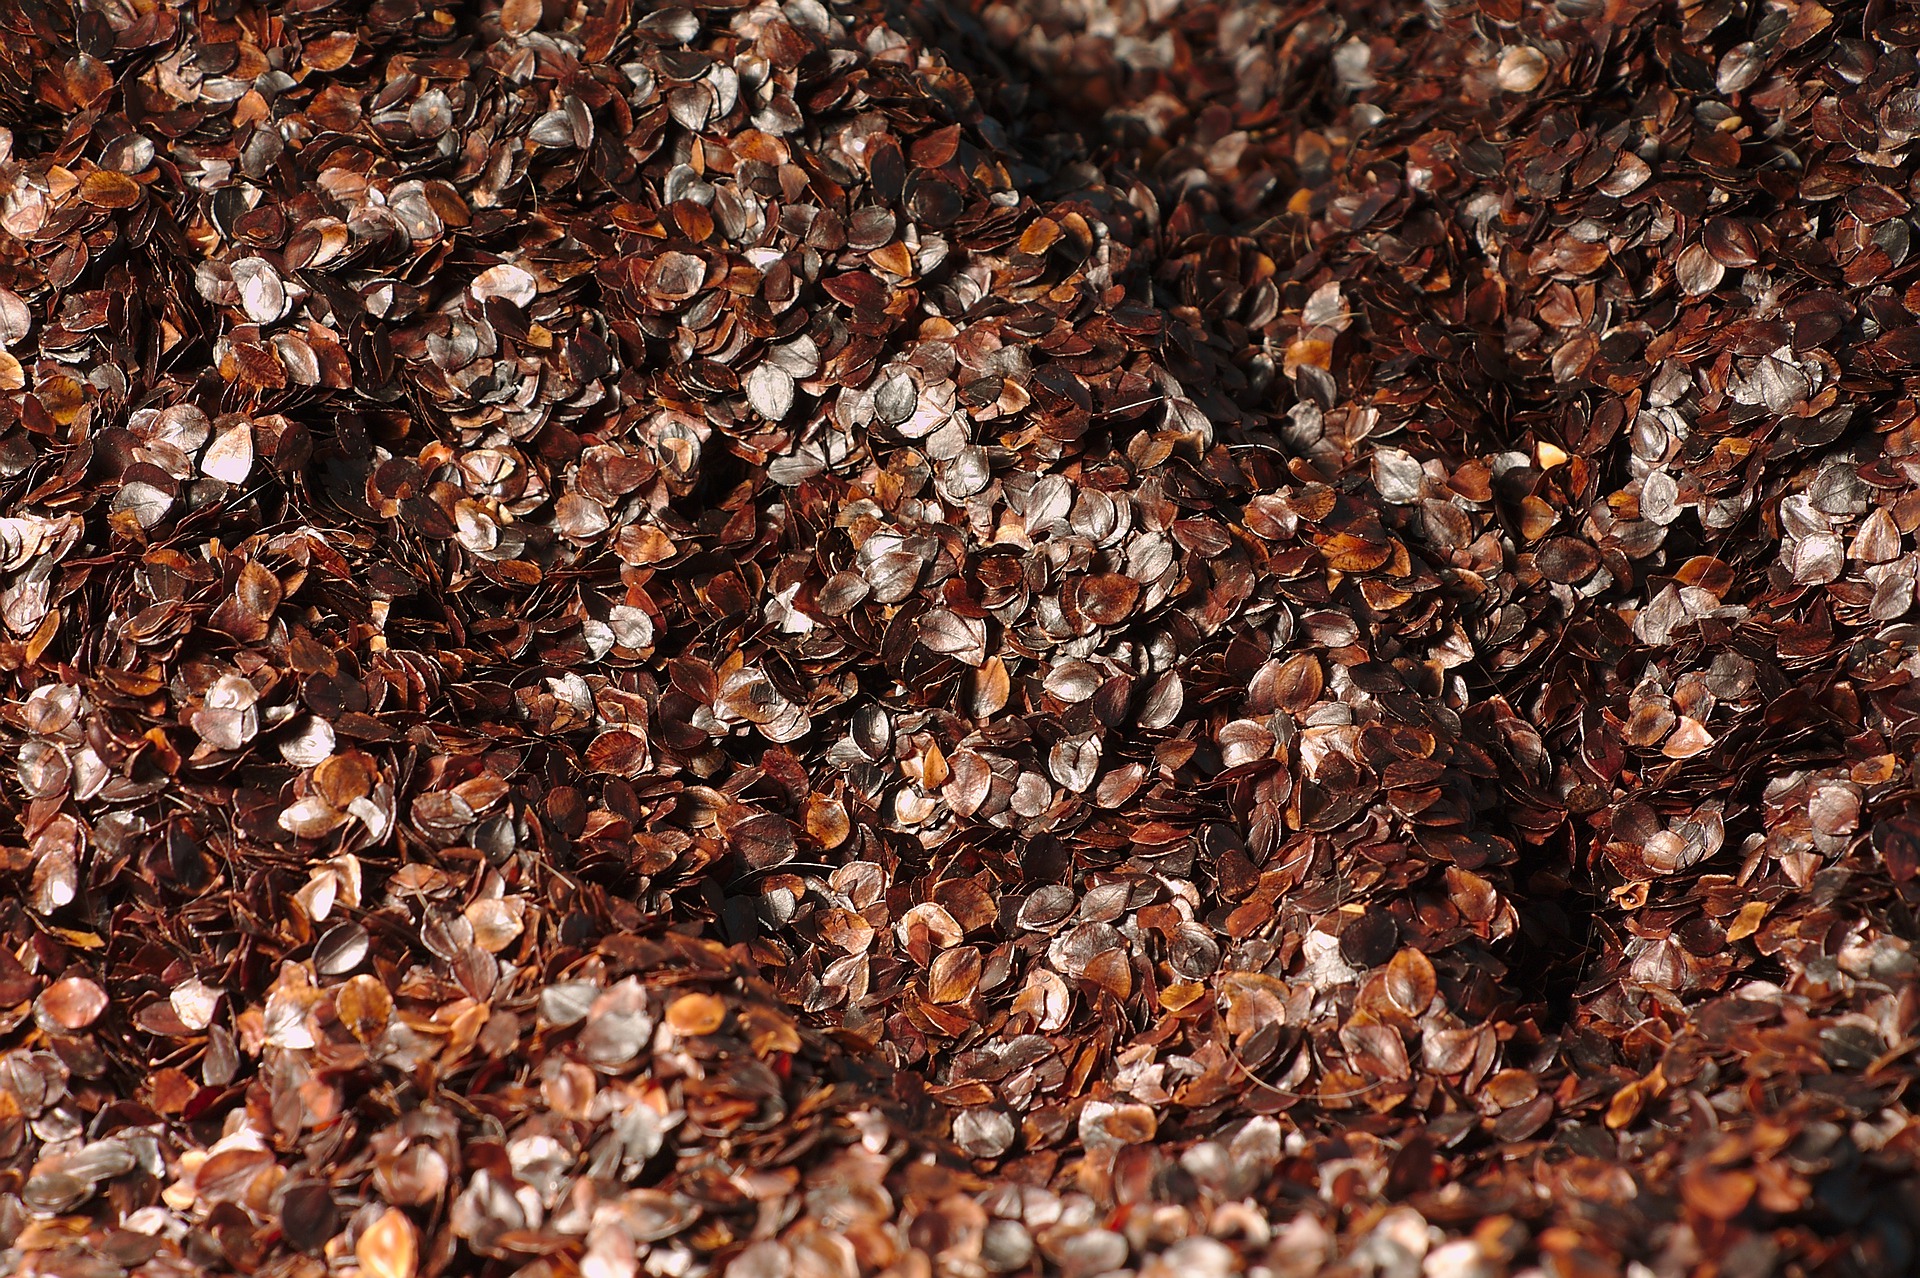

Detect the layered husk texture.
[{"left": 0, "top": 0, "right": 1918, "bottom": 1276}]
